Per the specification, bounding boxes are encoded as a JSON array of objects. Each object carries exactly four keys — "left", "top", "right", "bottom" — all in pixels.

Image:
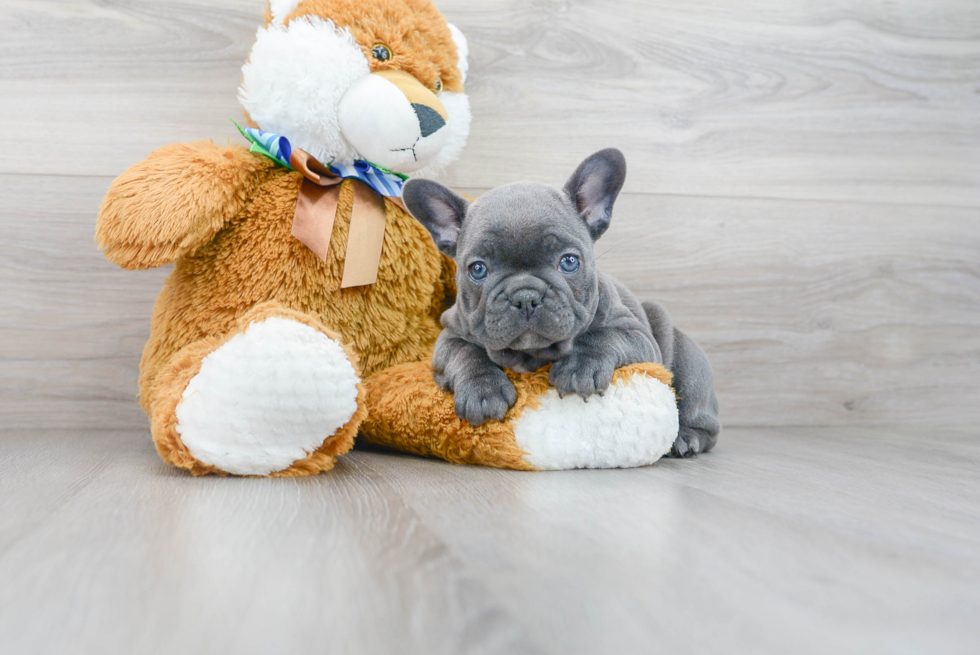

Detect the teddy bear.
[{"left": 96, "top": 0, "right": 680, "bottom": 477}]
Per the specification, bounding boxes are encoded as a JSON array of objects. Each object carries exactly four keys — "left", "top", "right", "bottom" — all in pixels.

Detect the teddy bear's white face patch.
[
  {"left": 240, "top": 16, "right": 369, "bottom": 168},
  {"left": 239, "top": 15, "right": 471, "bottom": 176},
  {"left": 337, "top": 73, "right": 453, "bottom": 174}
]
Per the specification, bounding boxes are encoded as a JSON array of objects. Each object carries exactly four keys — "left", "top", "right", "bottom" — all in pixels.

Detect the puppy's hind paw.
[{"left": 667, "top": 428, "right": 716, "bottom": 459}]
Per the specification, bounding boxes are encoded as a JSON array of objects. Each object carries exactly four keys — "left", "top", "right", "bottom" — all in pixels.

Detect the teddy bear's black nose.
[{"left": 412, "top": 104, "right": 446, "bottom": 138}]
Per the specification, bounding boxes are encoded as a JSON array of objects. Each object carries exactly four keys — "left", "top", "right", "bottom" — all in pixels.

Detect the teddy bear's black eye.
[
  {"left": 371, "top": 44, "right": 392, "bottom": 62},
  {"left": 559, "top": 255, "right": 580, "bottom": 274},
  {"left": 468, "top": 261, "right": 489, "bottom": 282},
  {"left": 432, "top": 79, "right": 443, "bottom": 94}
]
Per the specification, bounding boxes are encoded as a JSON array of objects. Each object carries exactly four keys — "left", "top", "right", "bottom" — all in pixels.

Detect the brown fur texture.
[
  {"left": 271, "top": 0, "right": 464, "bottom": 93},
  {"left": 99, "top": 142, "right": 452, "bottom": 412},
  {"left": 96, "top": 142, "right": 272, "bottom": 270},
  {"left": 361, "top": 363, "right": 675, "bottom": 471}
]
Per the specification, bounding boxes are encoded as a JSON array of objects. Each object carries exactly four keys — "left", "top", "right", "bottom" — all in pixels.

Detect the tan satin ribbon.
[
  {"left": 289, "top": 149, "right": 390, "bottom": 289},
  {"left": 341, "top": 181, "right": 388, "bottom": 288},
  {"left": 291, "top": 180, "right": 340, "bottom": 262}
]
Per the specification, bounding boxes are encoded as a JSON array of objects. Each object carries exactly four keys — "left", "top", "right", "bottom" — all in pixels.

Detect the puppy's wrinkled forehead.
[{"left": 459, "top": 182, "right": 591, "bottom": 258}]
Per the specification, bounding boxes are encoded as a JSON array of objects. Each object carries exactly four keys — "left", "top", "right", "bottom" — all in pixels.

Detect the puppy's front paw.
[
  {"left": 453, "top": 370, "right": 518, "bottom": 427},
  {"left": 550, "top": 351, "right": 616, "bottom": 400}
]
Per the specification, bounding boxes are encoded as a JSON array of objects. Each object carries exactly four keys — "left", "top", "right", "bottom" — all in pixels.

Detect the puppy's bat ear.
[
  {"left": 402, "top": 179, "right": 470, "bottom": 258},
  {"left": 563, "top": 148, "right": 627, "bottom": 241}
]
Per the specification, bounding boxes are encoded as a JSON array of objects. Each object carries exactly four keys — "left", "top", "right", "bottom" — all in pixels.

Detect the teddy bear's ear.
[
  {"left": 402, "top": 179, "right": 470, "bottom": 258},
  {"left": 447, "top": 24, "right": 469, "bottom": 84},
  {"left": 563, "top": 148, "right": 628, "bottom": 241},
  {"left": 269, "top": 0, "right": 303, "bottom": 25}
]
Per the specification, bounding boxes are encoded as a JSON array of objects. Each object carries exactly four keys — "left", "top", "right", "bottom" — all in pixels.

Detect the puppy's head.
[
  {"left": 239, "top": 0, "right": 470, "bottom": 177},
  {"left": 404, "top": 149, "right": 627, "bottom": 352}
]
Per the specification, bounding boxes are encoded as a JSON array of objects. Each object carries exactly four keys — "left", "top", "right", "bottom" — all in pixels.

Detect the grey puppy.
[{"left": 402, "top": 149, "right": 720, "bottom": 457}]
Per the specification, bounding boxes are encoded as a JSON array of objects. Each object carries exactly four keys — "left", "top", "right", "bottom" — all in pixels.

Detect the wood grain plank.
[
  {"left": 0, "top": 430, "right": 547, "bottom": 655},
  {"left": 595, "top": 191, "right": 980, "bottom": 429},
  {"left": 439, "top": 0, "right": 980, "bottom": 206},
  {"left": 1, "top": 427, "right": 977, "bottom": 654},
  {"left": 2, "top": 173, "right": 977, "bottom": 431},
  {"left": 359, "top": 426, "right": 980, "bottom": 655},
  {"left": 366, "top": 429, "right": 980, "bottom": 653},
  {"left": 0, "top": 1, "right": 977, "bottom": 205},
  {"left": 0, "top": 174, "right": 165, "bottom": 430}
]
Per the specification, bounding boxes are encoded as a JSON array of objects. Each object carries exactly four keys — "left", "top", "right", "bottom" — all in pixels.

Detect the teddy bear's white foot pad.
[
  {"left": 513, "top": 373, "right": 679, "bottom": 470},
  {"left": 175, "top": 317, "right": 360, "bottom": 476}
]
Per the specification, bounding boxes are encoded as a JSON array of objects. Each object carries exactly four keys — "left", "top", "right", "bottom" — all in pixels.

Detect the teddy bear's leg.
[
  {"left": 360, "top": 362, "right": 679, "bottom": 471},
  {"left": 149, "top": 303, "right": 366, "bottom": 477}
]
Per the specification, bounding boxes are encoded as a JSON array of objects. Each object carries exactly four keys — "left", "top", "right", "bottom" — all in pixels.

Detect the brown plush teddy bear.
[
  {"left": 97, "top": 0, "right": 468, "bottom": 476},
  {"left": 97, "top": 0, "right": 679, "bottom": 477}
]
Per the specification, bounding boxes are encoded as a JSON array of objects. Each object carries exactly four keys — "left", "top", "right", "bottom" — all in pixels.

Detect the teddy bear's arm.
[{"left": 96, "top": 141, "right": 270, "bottom": 270}]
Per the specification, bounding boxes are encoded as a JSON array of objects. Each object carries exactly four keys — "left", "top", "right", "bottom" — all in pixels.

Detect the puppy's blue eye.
[
  {"left": 468, "top": 261, "right": 489, "bottom": 282},
  {"left": 559, "top": 255, "right": 580, "bottom": 274}
]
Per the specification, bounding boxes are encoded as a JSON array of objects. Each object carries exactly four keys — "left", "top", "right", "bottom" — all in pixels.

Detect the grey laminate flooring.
[{"left": 1, "top": 427, "right": 978, "bottom": 655}]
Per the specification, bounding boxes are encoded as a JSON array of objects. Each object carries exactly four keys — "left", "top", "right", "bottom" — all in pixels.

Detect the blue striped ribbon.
[{"left": 232, "top": 120, "right": 407, "bottom": 198}]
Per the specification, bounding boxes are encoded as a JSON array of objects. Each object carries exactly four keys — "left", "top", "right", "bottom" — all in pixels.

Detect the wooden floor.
[
  {"left": 1, "top": 0, "right": 979, "bottom": 652},
  {"left": 1, "top": 427, "right": 978, "bottom": 654}
]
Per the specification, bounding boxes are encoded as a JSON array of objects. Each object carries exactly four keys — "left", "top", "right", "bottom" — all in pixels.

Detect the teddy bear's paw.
[
  {"left": 174, "top": 317, "right": 361, "bottom": 476},
  {"left": 512, "top": 369, "right": 679, "bottom": 470}
]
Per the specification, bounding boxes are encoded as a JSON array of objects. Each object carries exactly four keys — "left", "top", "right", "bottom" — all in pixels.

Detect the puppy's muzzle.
[{"left": 507, "top": 287, "right": 545, "bottom": 320}]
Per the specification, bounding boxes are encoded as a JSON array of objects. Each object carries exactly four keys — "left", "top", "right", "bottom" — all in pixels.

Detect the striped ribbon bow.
[
  {"left": 232, "top": 120, "right": 406, "bottom": 197},
  {"left": 232, "top": 120, "right": 407, "bottom": 288}
]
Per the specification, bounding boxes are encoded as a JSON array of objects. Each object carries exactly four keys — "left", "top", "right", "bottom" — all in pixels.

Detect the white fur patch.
[
  {"left": 447, "top": 24, "right": 469, "bottom": 84},
  {"left": 513, "top": 373, "right": 679, "bottom": 470},
  {"left": 175, "top": 318, "right": 361, "bottom": 476},
  {"left": 240, "top": 16, "right": 370, "bottom": 167},
  {"left": 269, "top": 0, "right": 302, "bottom": 25},
  {"left": 338, "top": 74, "right": 450, "bottom": 173}
]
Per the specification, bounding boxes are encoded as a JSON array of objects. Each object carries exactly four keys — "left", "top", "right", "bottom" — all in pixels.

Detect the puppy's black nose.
[
  {"left": 509, "top": 289, "right": 543, "bottom": 320},
  {"left": 412, "top": 104, "right": 446, "bottom": 138}
]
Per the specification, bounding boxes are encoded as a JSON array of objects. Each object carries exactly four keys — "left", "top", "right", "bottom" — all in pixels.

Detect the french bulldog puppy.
[{"left": 402, "top": 149, "right": 720, "bottom": 457}]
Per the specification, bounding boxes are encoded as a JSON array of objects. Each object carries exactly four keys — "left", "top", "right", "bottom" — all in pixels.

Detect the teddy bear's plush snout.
[{"left": 337, "top": 69, "right": 452, "bottom": 173}]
